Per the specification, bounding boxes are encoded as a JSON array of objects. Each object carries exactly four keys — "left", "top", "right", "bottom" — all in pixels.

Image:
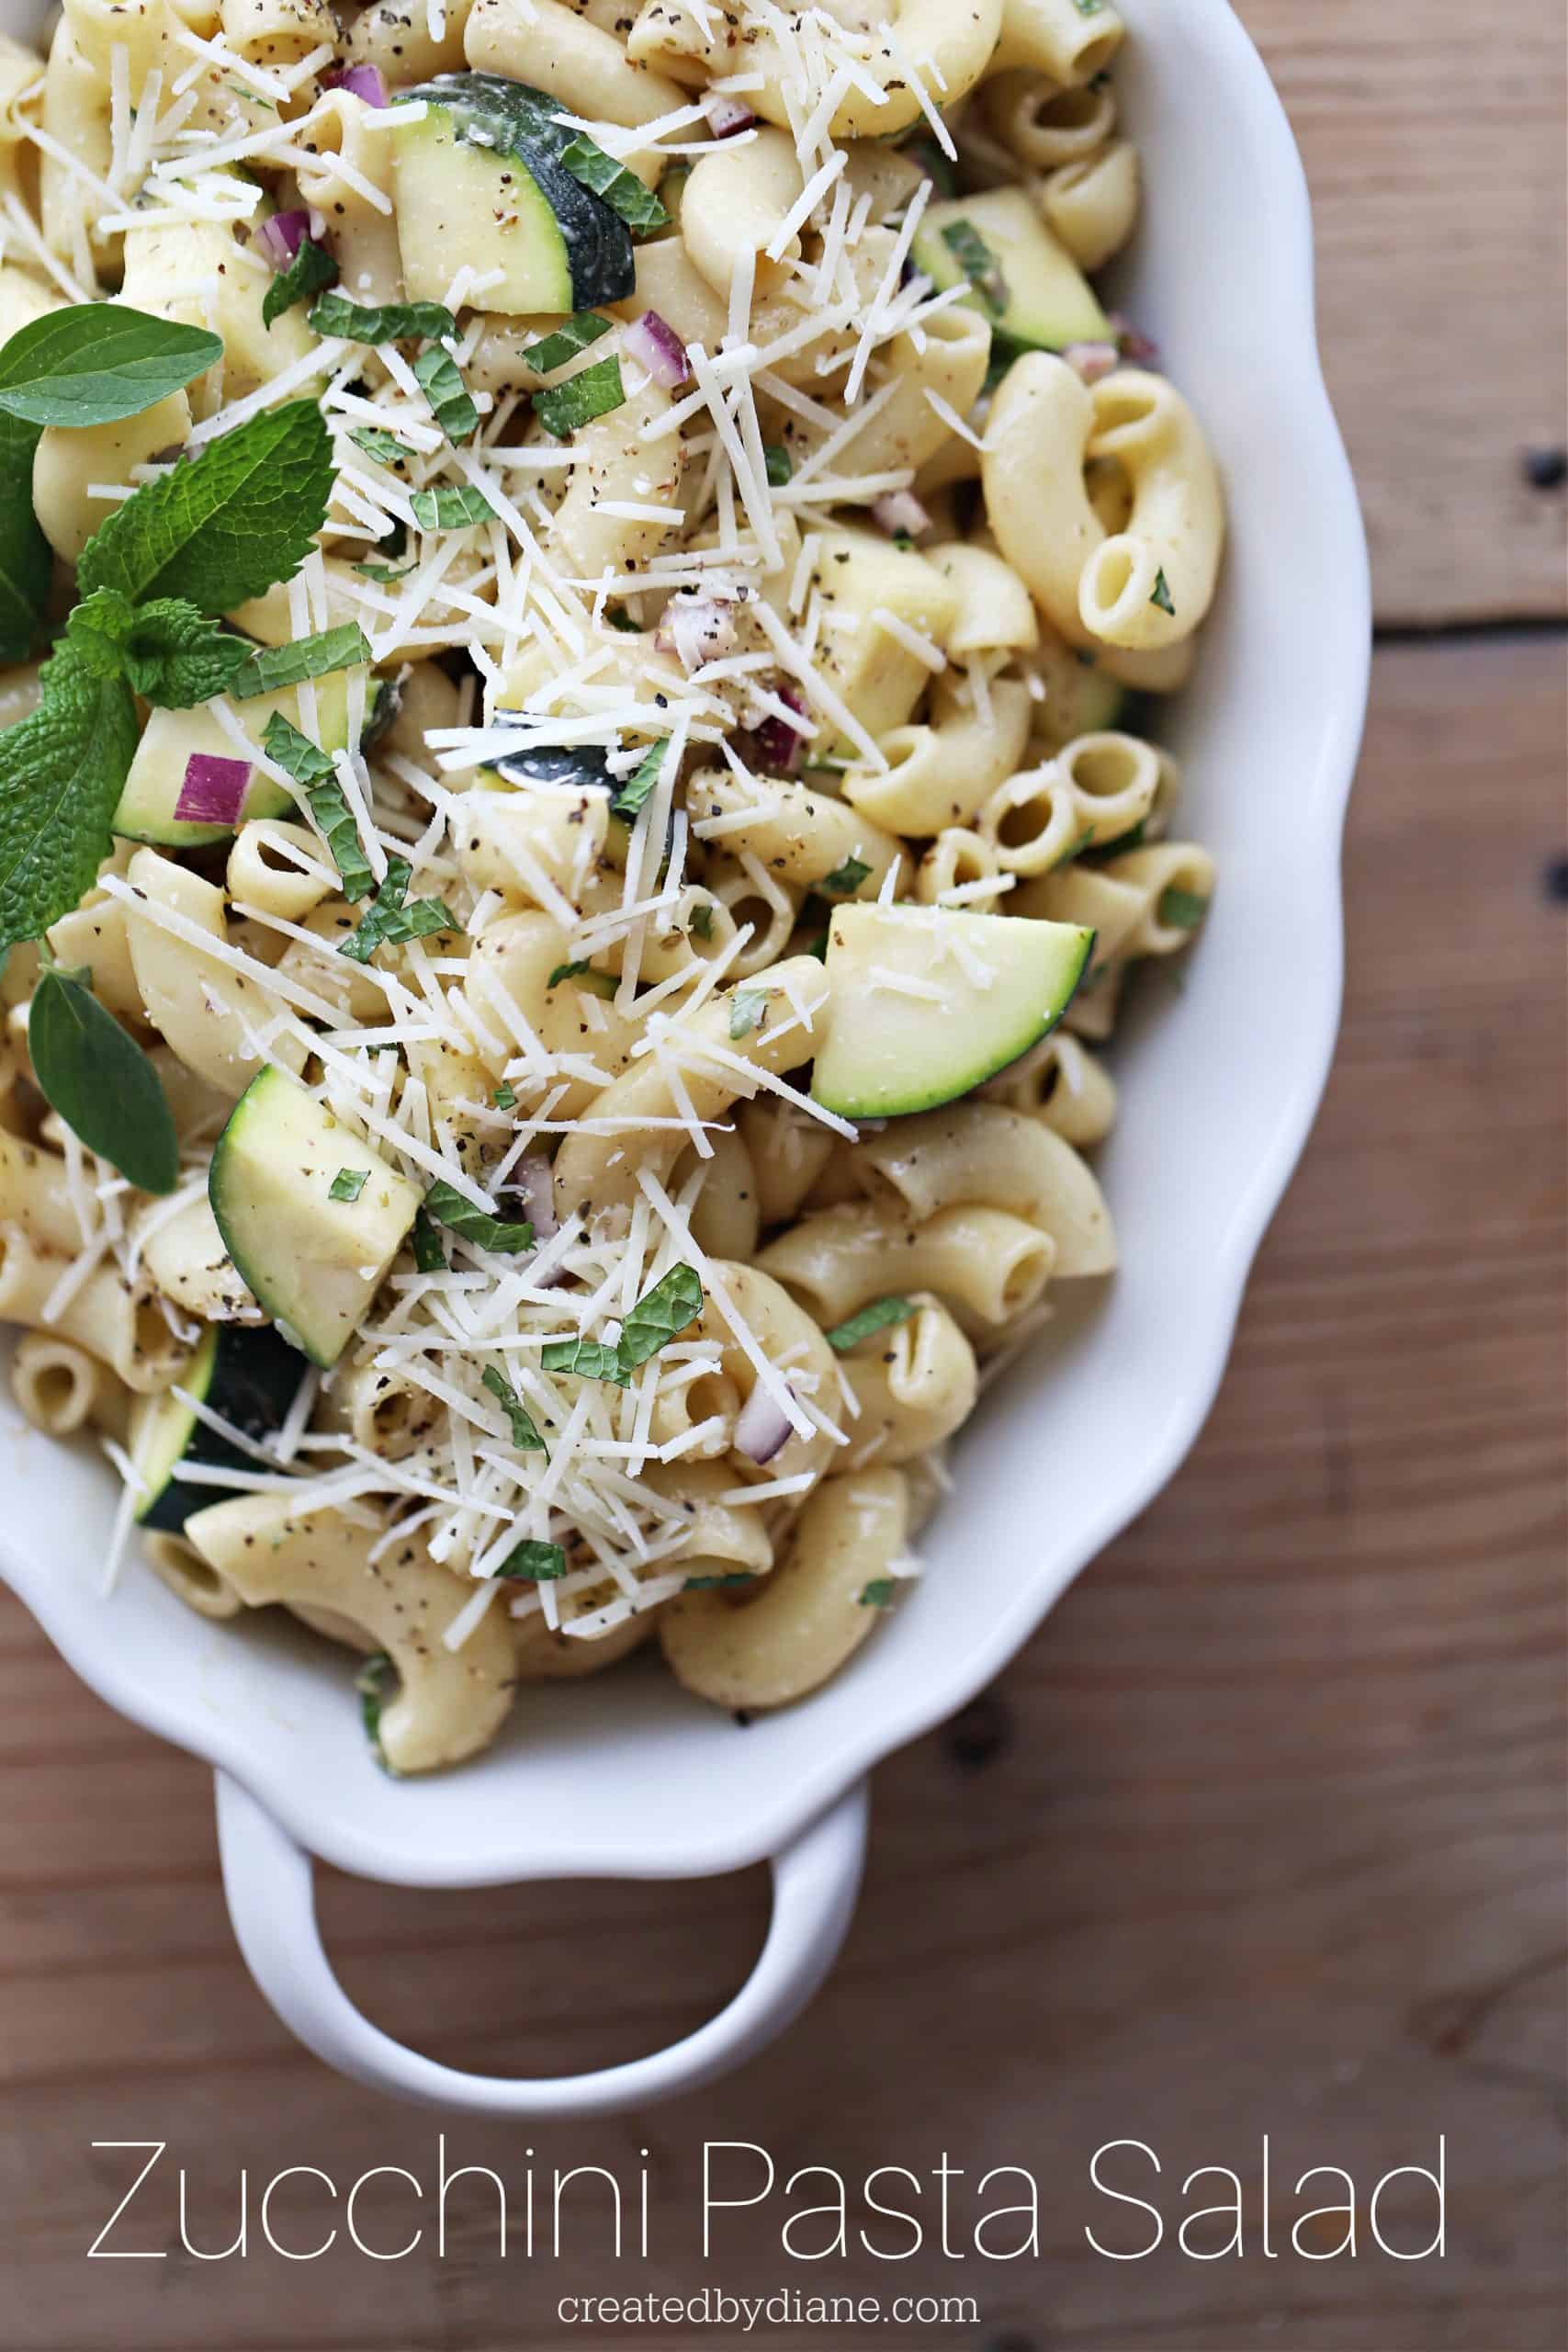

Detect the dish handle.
[{"left": 213, "top": 1770, "right": 868, "bottom": 2116}]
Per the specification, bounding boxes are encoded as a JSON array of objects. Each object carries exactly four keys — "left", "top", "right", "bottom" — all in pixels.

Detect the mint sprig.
[
  {"left": 64, "top": 588, "right": 254, "bottom": 707},
  {"left": 0, "top": 648, "right": 139, "bottom": 956}
]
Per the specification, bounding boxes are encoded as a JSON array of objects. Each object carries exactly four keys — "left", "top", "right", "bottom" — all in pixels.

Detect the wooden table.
[{"left": 2, "top": 6, "right": 1564, "bottom": 2348}]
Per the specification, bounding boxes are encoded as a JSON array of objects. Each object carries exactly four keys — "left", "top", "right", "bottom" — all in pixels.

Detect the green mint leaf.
[
  {"left": 410, "top": 483, "right": 495, "bottom": 532},
  {"left": 1150, "top": 568, "right": 1176, "bottom": 616},
  {"left": 682, "top": 1570, "right": 756, "bottom": 1590},
  {"left": 261, "top": 710, "right": 375, "bottom": 901},
  {"left": 1052, "top": 820, "right": 1099, "bottom": 871},
  {"left": 538, "top": 1334, "right": 628, "bottom": 1385},
  {"left": 0, "top": 303, "right": 220, "bottom": 428},
  {"left": 61, "top": 584, "right": 135, "bottom": 679},
  {"left": 355, "top": 557, "right": 415, "bottom": 582},
  {"left": 826, "top": 1295, "right": 916, "bottom": 1352},
  {"left": 328, "top": 1166, "right": 368, "bottom": 1202},
  {"left": 262, "top": 235, "right": 337, "bottom": 330},
  {"left": 604, "top": 601, "right": 641, "bottom": 633},
  {"left": 491, "top": 1537, "right": 567, "bottom": 1581},
  {"left": 28, "top": 965, "right": 177, "bottom": 1192},
  {"left": 1087, "top": 818, "right": 1145, "bottom": 860},
  {"left": 412, "top": 343, "right": 479, "bottom": 442},
  {"left": 609, "top": 736, "right": 667, "bottom": 822},
  {"left": 728, "top": 988, "right": 766, "bottom": 1039},
  {"left": 480, "top": 1363, "right": 547, "bottom": 1452},
  {"left": 1156, "top": 884, "right": 1208, "bottom": 930},
  {"left": 618, "top": 1262, "right": 703, "bottom": 1370},
  {"left": 75, "top": 400, "right": 335, "bottom": 616},
  {"left": 338, "top": 854, "right": 457, "bottom": 961},
  {"left": 492, "top": 1080, "right": 516, "bottom": 1110},
  {"left": 307, "top": 292, "right": 457, "bottom": 345},
  {"left": 546, "top": 958, "right": 590, "bottom": 987},
  {"left": 423, "top": 1175, "right": 534, "bottom": 1255},
  {"left": 118, "top": 595, "right": 253, "bottom": 707},
  {"left": 533, "top": 356, "right": 626, "bottom": 439},
  {"left": 819, "top": 854, "right": 870, "bottom": 897},
  {"left": 941, "top": 219, "right": 1009, "bottom": 315},
  {"left": 355, "top": 1651, "right": 398, "bottom": 1772},
  {"left": 0, "top": 648, "right": 138, "bottom": 955},
  {"left": 762, "top": 442, "right": 792, "bottom": 486},
  {"left": 522, "top": 312, "right": 613, "bottom": 374},
  {"left": 411, "top": 1206, "right": 446, "bottom": 1272},
  {"left": 232, "top": 623, "right": 370, "bottom": 699},
  {"left": 0, "top": 411, "right": 49, "bottom": 661},
  {"left": 557, "top": 133, "right": 668, "bottom": 232},
  {"left": 347, "top": 425, "right": 410, "bottom": 469},
  {"left": 859, "top": 1577, "right": 896, "bottom": 1609}
]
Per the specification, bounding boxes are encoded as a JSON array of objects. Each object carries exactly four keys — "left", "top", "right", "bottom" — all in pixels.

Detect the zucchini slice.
[
  {"left": 130, "top": 1321, "right": 305, "bottom": 1532},
  {"left": 910, "top": 188, "right": 1111, "bottom": 353},
  {"left": 113, "top": 668, "right": 369, "bottom": 849}
]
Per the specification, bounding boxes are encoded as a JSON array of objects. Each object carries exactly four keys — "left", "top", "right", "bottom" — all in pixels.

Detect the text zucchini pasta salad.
[{"left": 0, "top": 0, "right": 1223, "bottom": 1771}]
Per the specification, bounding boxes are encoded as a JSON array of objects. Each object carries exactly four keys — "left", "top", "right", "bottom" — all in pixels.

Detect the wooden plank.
[
  {"left": 1236, "top": 0, "right": 1567, "bottom": 625},
  {"left": 0, "top": 635, "right": 1562, "bottom": 2349}
]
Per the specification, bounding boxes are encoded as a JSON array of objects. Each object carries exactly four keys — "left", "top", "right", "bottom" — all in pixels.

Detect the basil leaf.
[
  {"left": 480, "top": 1363, "right": 547, "bottom": 1452},
  {"left": 557, "top": 131, "right": 669, "bottom": 234},
  {"left": 819, "top": 854, "right": 870, "bottom": 896},
  {"left": 533, "top": 356, "right": 626, "bottom": 439},
  {"left": 348, "top": 425, "right": 411, "bottom": 469},
  {"left": 261, "top": 235, "right": 337, "bottom": 329},
  {"left": 307, "top": 292, "right": 457, "bottom": 345},
  {"left": 232, "top": 623, "right": 371, "bottom": 699},
  {"left": 859, "top": 1577, "right": 896, "bottom": 1609},
  {"left": 941, "top": 219, "right": 1009, "bottom": 315},
  {"left": 339, "top": 854, "right": 457, "bottom": 961},
  {"left": 28, "top": 966, "right": 177, "bottom": 1193},
  {"left": 491, "top": 1537, "right": 567, "bottom": 1581},
  {"left": 355, "top": 1651, "right": 398, "bottom": 1772},
  {"left": 410, "top": 483, "right": 496, "bottom": 532},
  {"left": 423, "top": 1176, "right": 534, "bottom": 1255},
  {"left": 609, "top": 735, "right": 667, "bottom": 822},
  {"left": 75, "top": 400, "right": 334, "bottom": 616},
  {"left": 522, "top": 312, "right": 613, "bottom": 373},
  {"left": 762, "top": 443, "right": 792, "bottom": 487},
  {"left": 261, "top": 710, "right": 375, "bottom": 901},
  {"left": 0, "top": 304, "right": 220, "bottom": 428},
  {"left": 1156, "top": 885, "right": 1208, "bottom": 930},
  {"left": 826, "top": 1295, "right": 915, "bottom": 1352},
  {"left": 0, "top": 410, "right": 48, "bottom": 662},
  {"left": 411, "top": 1206, "right": 446, "bottom": 1272},
  {"left": 0, "top": 648, "right": 139, "bottom": 955},
  {"left": 538, "top": 1335, "right": 628, "bottom": 1385},
  {"left": 728, "top": 988, "right": 766, "bottom": 1039},
  {"left": 1150, "top": 567, "right": 1175, "bottom": 616},
  {"left": 412, "top": 343, "right": 479, "bottom": 442},
  {"left": 618, "top": 1262, "right": 703, "bottom": 1370}
]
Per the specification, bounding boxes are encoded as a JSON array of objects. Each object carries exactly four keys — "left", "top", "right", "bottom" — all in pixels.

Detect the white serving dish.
[{"left": 0, "top": 0, "right": 1369, "bottom": 2113}]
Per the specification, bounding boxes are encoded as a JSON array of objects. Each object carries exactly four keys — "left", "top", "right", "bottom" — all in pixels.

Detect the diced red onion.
[
  {"left": 701, "top": 91, "right": 756, "bottom": 138},
  {"left": 509, "top": 1153, "right": 558, "bottom": 1243},
  {"left": 623, "top": 309, "right": 690, "bottom": 390},
  {"left": 322, "top": 63, "right": 389, "bottom": 107},
  {"left": 175, "top": 753, "right": 251, "bottom": 827},
  {"left": 1063, "top": 341, "right": 1120, "bottom": 386},
  {"left": 735, "top": 1384, "right": 793, "bottom": 1464},
  {"left": 1108, "top": 312, "right": 1159, "bottom": 366},
  {"left": 251, "top": 208, "right": 312, "bottom": 268},
  {"left": 744, "top": 682, "right": 808, "bottom": 775},
  {"left": 658, "top": 591, "right": 738, "bottom": 673},
  {"left": 871, "top": 489, "right": 931, "bottom": 539}
]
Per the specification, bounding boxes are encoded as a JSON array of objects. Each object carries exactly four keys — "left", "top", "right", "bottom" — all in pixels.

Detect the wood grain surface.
[{"left": 1, "top": 4, "right": 1565, "bottom": 2349}]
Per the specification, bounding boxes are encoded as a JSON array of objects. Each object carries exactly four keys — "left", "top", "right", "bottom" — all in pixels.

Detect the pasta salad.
[{"left": 0, "top": 0, "right": 1222, "bottom": 1772}]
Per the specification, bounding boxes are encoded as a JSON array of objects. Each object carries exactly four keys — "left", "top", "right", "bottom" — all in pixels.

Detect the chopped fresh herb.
[
  {"left": 492, "top": 1537, "right": 568, "bottom": 1581},
  {"left": 683, "top": 1571, "right": 757, "bottom": 1590},
  {"left": 689, "top": 900, "right": 714, "bottom": 941},
  {"left": 982, "top": 331, "right": 1025, "bottom": 396},
  {"left": 338, "top": 854, "right": 457, "bottom": 962},
  {"left": 423, "top": 1176, "right": 535, "bottom": 1255},
  {"left": 1150, "top": 567, "right": 1176, "bottom": 616},
  {"left": 610, "top": 736, "right": 668, "bottom": 822},
  {"left": 538, "top": 1334, "right": 628, "bottom": 1384},
  {"left": 261, "top": 711, "right": 374, "bottom": 901},
  {"left": 1087, "top": 817, "right": 1145, "bottom": 860},
  {"left": 328, "top": 1166, "right": 368, "bottom": 1203},
  {"left": 28, "top": 964, "right": 177, "bottom": 1193},
  {"left": 618, "top": 1262, "right": 704, "bottom": 1371},
  {"left": 231, "top": 623, "right": 371, "bottom": 699},
  {"left": 522, "top": 312, "right": 613, "bottom": 374},
  {"left": 819, "top": 854, "right": 871, "bottom": 897},
  {"left": 410, "top": 1206, "right": 446, "bottom": 1272},
  {"left": 480, "top": 1363, "right": 547, "bottom": 1452},
  {"left": 1156, "top": 884, "right": 1209, "bottom": 930},
  {"left": 604, "top": 602, "right": 642, "bottom": 633},
  {"left": 491, "top": 1081, "right": 516, "bottom": 1110},
  {"left": 859, "top": 1578, "right": 897, "bottom": 1608},
  {"left": 941, "top": 218, "right": 1009, "bottom": 315},
  {"left": 533, "top": 355, "right": 626, "bottom": 439},
  {"left": 897, "top": 134, "right": 956, "bottom": 198},
  {"left": 1053, "top": 821, "right": 1099, "bottom": 869},
  {"left": 1073, "top": 0, "right": 1105, "bottom": 15},
  {"left": 355, "top": 554, "right": 416, "bottom": 582},
  {"left": 547, "top": 959, "right": 591, "bottom": 987},
  {"left": 762, "top": 442, "right": 793, "bottom": 486},
  {"left": 355, "top": 1651, "right": 398, "bottom": 1771},
  {"left": 557, "top": 131, "right": 669, "bottom": 233},
  {"left": 410, "top": 482, "right": 497, "bottom": 532},
  {"left": 826, "top": 1295, "right": 916, "bottom": 1352},
  {"left": 804, "top": 929, "right": 829, "bottom": 962},
  {"left": 348, "top": 424, "right": 411, "bottom": 469},
  {"left": 728, "top": 988, "right": 766, "bottom": 1039},
  {"left": 261, "top": 235, "right": 337, "bottom": 329},
  {"left": 307, "top": 292, "right": 457, "bottom": 345},
  {"left": 412, "top": 341, "right": 479, "bottom": 442},
  {"left": 0, "top": 302, "right": 220, "bottom": 428}
]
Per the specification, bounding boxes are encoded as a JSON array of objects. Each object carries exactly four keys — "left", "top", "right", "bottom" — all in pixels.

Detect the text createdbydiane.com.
[{"left": 86, "top": 2136, "right": 1449, "bottom": 2265}]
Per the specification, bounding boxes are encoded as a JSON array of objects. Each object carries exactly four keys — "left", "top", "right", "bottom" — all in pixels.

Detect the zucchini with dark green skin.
[
  {"left": 130, "top": 1320, "right": 306, "bottom": 1532},
  {"left": 113, "top": 668, "right": 386, "bottom": 848}
]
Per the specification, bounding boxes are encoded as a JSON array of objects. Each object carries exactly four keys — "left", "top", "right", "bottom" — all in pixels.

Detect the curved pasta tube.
[
  {"left": 660, "top": 1467, "right": 908, "bottom": 1711},
  {"left": 293, "top": 89, "right": 402, "bottom": 305},
  {"left": 9, "top": 1329, "right": 118, "bottom": 1436},
  {"left": 982, "top": 353, "right": 1102, "bottom": 649},
  {"left": 980, "top": 1029, "right": 1117, "bottom": 1147},
  {"left": 687, "top": 1260, "right": 840, "bottom": 1494},
  {"left": 272, "top": 897, "right": 389, "bottom": 1023},
  {"left": 645, "top": 1454, "right": 776, "bottom": 1575},
  {"left": 121, "top": 848, "right": 309, "bottom": 1094},
  {"left": 836, "top": 1296, "right": 977, "bottom": 1471},
  {"left": 679, "top": 1123, "right": 760, "bottom": 1261},
  {"left": 347, "top": 0, "right": 472, "bottom": 82},
  {"left": 552, "top": 955, "right": 827, "bottom": 1219},
  {"left": 646, "top": 1356, "right": 739, "bottom": 1459},
  {"left": 136, "top": 1194, "right": 265, "bottom": 1323},
  {"left": 226, "top": 820, "right": 338, "bottom": 922},
  {"left": 929, "top": 544, "right": 1039, "bottom": 659},
  {"left": 513, "top": 1604, "right": 654, "bottom": 1680},
  {"left": 758, "top": 1202, "right": 1055, "bottom": 1328},
  {"left": 914, "top": 828, "right": 1003, "bottom": 906},
  {"left": 0, "top": 1132, "right": 95, "bottom": 1252},
  {"left": 736, "top": 1100, "right": 835, "bottom": 1228},
  {"left": 1077, "top": 373, "right": 1224, "bottom": 650},
  {"left": 681, "top": 127, "right": 806, "bottom": 300},
  {"left": 1043, "top": 138, "right": 1139, "bottom": 272},
  {"left": 184, "top": 1495, "right": 518, "bottom": 1771},
  {"left": 44, "top": 895, "right": 143, "bottom": 1021},
  {"left": 141, "top": 1529, "right": 244, "bottom": 1619},
  {"left": 821, "top": 1102, "right": 1115, "bottom": 1275},
  {"left": 689, "top": 775, "right": 906, "bottom": 901},
  {"left": 827, "top": 303, "right": 992, "bottom": 478},
  {"left": 0, "top": 37, "right": 42, "bottom": 214},
  {"left": 610, "top": 235, "right": 728, "bottom": 356},
  {"left": 460, "top": 908, "right": 641, "bottom": 1117},
  {"left": 978, "top": 729, "right": 1164, "bottom": 875},
  {"left": 702, "top": 854, "right": 799, "bottom": 979},
  {"left": 0, "top": 1224, "right": 190, "bottom": 1391},
  {"left": 1100, "top": 841, "right": 1215, "bottom": 956},
  {"left": 376, "top": 659, "right": 461, "bottom": 765},
  {"left": 33, "top": 391, "right": 192, "bottom": 565},
  {"left": 992, "top": 0, "right": 1125, "bottom": 85},
  {"left": 547, "top": 362, "right": 686, "bottom": 584},
  {"left": 118, "top": 213, "right": 317, "bottom": 416},
  {"left": 466, "top": 0, "right": 684, "bottom": 129},
  {"left": 220, "top": 0, "right": 336, "bottom": 73},
  {"left": 979, "top": 67, "right": 1116, "bottom": 170},
  {"left": 0, "top": 266, "right": 55, "bottom": 345},
  {"left": 841, "top": 678, "right": 1032, "bottom": 833},
  {"left": 452, "top": 783, "right": 620, "bottom": 924},
  {"left": 328, "top": 1359, "right": 446, "bottom": 1460}
]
